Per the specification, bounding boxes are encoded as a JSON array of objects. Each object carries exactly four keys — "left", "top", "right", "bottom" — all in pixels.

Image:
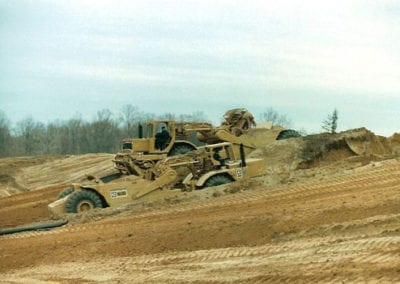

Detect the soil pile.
[
  {"left": 247, "top": 127, "right": 399, "bottom": 185},
  {"left": 0, "top": 154, "right": 114, "bottom": 197},
  {"left": 388, "top": 132, "right": 400, "bottom": 155}
]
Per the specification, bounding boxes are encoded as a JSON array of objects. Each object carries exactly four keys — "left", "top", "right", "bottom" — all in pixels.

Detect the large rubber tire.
[
  {"left": 276, "top": 129, "right": 301, "bottom": 140},
  {"left": 204, "top": 174, "right": 233, "bottom": 188},
  {"left": 57, "top": 187, "right": 74, "bottom": 199},
  {"left": 65, "top": 190, "right": 103, "bottom": 213},
  {"left": 169, "top": 144, "right": 195, "bottom": 156}
]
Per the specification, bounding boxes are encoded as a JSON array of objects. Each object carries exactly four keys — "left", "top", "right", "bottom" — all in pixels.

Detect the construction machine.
[
  {"left": 113, "top": 108, "right": 300, "bottom": 178},
  {"left": 113, "top": 108, "right": 258, "bottom": 177},
  {"left": 113, "top": 119, "right": 214, "bottom": 177},
  {"left": 48, "top": 142, "right": 264, "bottom": 215}
]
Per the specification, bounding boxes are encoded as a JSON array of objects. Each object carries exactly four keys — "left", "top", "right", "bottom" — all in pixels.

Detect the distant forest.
[
  {"left": 0, "top": 105, "right": 292, "bottom": 158},
  {"left": 0, "top": 105, "right": 209, "bottom": 158}
]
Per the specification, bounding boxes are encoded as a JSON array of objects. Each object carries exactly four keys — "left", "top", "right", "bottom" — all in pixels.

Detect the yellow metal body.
[
  {"left": 48, "top": 142, "right": 265, "bottom": 215},
  {"left": 114, "top": 120, "right": 207, "bottom": 176},
  {"left": 113, "top": 109, "right": 298, "bottom": 178}
]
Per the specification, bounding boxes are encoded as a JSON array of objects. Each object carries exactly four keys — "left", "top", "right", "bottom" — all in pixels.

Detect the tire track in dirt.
[
  {"left": 2, "top": 160, "right": 400, "bottom": 240},
  {"left": 5, "top": 235, "right": 400, "bottom": 283},
  {"left": 2, "top": 160, "right": 400, "bottom": 283},
  {"left": 295, "top": 213, "right": 400, "bottom": 239},
  {"left": 103, "top": 161, "right": 400, "bottom": 225},
  {"left": 14, "top": 154, "right": 114, "bottom": 190}
]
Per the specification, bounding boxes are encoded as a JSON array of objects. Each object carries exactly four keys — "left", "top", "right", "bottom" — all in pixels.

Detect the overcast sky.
[{"left": 1, "top": 0, "right": 399, "bottom": 135}]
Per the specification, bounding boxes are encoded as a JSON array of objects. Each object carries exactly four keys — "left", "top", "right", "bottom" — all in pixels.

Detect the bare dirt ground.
[
  {"left": 1, "top": 129, "right": 400, "bottom": 283},
  {"left": 0, "top": 153, "right": 114, "bottom": 197}
]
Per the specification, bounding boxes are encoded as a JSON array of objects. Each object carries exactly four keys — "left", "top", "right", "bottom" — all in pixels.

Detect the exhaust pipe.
[
  {"left": 138, "top": 123, "right": 143, "bottom": 138},
  {"left": 240, "top": 143, "right": 246, "bottom": 167}
]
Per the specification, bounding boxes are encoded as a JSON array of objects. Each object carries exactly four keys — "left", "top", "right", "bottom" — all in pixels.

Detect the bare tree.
[
  {"left": 159, "top": 113, "right": 176, "bottom": 120},
  {"left": 14, "top": 117, "right": 46, "bottom": 155},
  {"left": 259, "top": 107, "right": 292, "bottom": 127},
  {"left": 43, "top": 122, "right": 63, "bottom": 154},
  {"left": 119, "top": 104, "right": 140, "bottom": 138},
  {"left": 322, "top": 108, "right": 339, "bottom": 133},
  {"left": 0, "top": 110, "right": 11, "bottom": 157},
  {"left": 90, "top": 109, "right": 120, "bottom": 153},
  {"left": 52, "top": 116, "right": 86, "bottom": 155},
  {"left": 178, "top": 111, "right": 208, "bottom": 122}
]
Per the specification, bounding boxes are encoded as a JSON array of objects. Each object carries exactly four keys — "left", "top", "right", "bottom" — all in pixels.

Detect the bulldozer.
[
  {"left": 48, "top": 142, "right": 264, "bottom": 215},
  {"left": 113, "top": 108, "right": 298, "bottom": 178}
]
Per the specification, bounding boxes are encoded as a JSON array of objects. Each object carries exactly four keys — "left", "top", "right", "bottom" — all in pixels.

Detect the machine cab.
[
  {"left": 119, "top": 120, "right": 175, "bottom": 154},
  {"left": 203, "top": 142, "right": 237, "bottom": 167}
]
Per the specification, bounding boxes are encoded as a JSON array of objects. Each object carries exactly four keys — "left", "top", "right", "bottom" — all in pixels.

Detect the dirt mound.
[
  {"left": 246, "top": 127, "right": 283, "bottom": 147},
  {"left": 300, "top": 128, "right": 396, "bottom": 167},
  {"left": 0, "top": 156, "right": 61, "bottom": 197},
  {"left": 249, "top": 127, "right": 399, "bottom": 177},
  {"left": 0, "top": 154, "right": 114, "bottom": 197},
  {"left": 0, "top": 174, "right": 24, "bottom": 195},
  {"left": 388, "top": 132, "right": 400, "bottom": 155}
]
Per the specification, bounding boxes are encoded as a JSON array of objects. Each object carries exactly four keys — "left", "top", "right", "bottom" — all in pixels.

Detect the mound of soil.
[
  {"left": 0, "top": 174, "right": 25, "bottom": 196},
  {"left": 0, "top": 154, "right": 114, "bottom": 197},
  {"left": 388, "top": 133, "right": 400, "bottom": 155},
  {"left": 249, "top": 127, "right": 399, "bottom": 173}
]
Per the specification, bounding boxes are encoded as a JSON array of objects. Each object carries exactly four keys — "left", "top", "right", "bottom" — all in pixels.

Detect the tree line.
[{"left": 0, "top": 105, "right": 208, "bottom": 158}]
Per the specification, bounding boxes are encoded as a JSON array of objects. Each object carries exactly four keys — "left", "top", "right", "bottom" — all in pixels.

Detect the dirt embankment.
[
  {"left": 1, "top": 128, "right": 397, "bottom": 198},
  {"left": 248, "top": 127, "right": 400, "bottom": 182},
  {"left": 1, "top": 158, "right": 400, "bottom": 283},
  {"left": 0, "top": 153, "right": 114, "bottom": 197},
  {"left": 1, "top": 128, "right": 399, "bottom": 228},
  {"left": 1, "top": 127, "right": 400, "bottom": 282}
]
